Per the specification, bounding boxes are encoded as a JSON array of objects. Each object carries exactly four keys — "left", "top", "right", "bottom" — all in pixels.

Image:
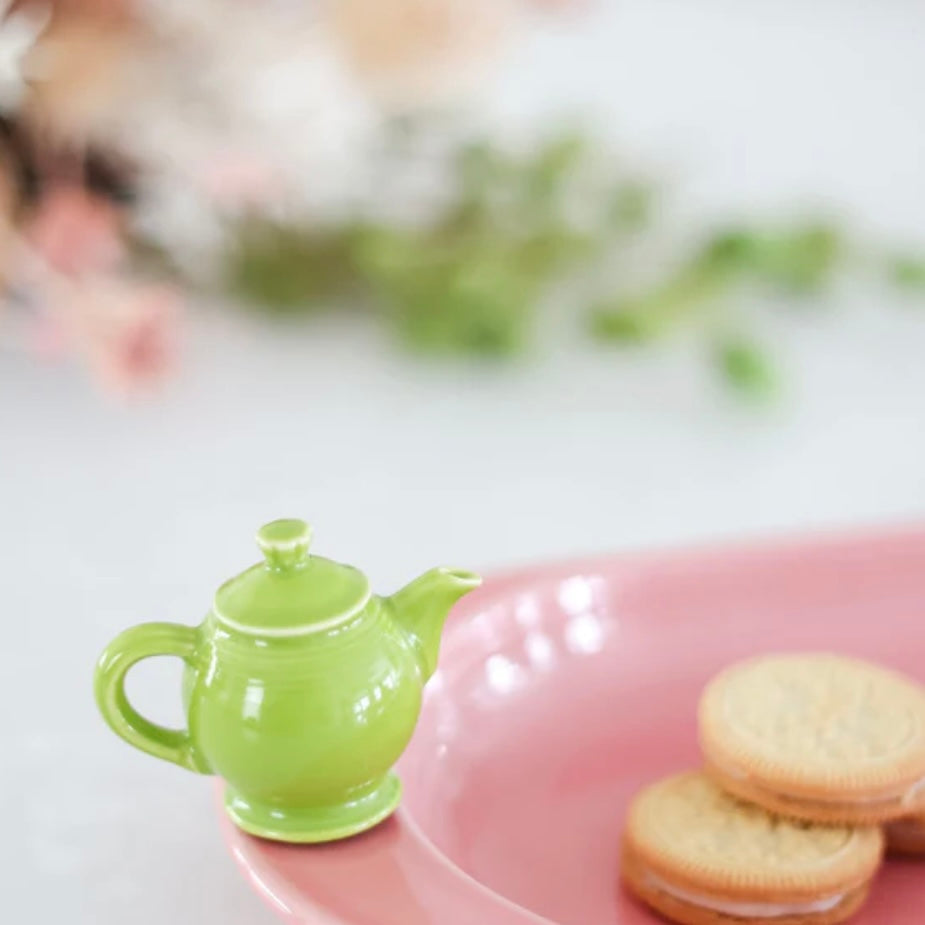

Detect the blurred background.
[{"left": 2, "top": 0, "right": 925, "bottom": 921}]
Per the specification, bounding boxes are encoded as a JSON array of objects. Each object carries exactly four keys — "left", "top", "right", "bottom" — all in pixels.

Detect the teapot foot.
[{"left": 223, "top": 774, "right": 402, "bottom": 843}]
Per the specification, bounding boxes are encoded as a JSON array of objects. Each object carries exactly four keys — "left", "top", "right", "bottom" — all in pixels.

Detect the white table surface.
[{"left": 4, "top": 2, "right": 925, "bottom": 921}]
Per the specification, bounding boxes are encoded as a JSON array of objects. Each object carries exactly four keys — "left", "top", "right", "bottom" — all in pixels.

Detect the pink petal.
[
  {"left": 25, "top": 185, "right": 125, "bottom": 277},
  {"left": 95, "top": 285, "right": 182, "bottom": 394},
  {"left": 197, "top": 152, "right": 279, "bottom": 208}
]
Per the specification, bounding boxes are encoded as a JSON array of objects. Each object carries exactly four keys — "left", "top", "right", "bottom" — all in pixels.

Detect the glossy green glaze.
[{"left": 94, "top": 519, "right": 480, "bottom": 842}]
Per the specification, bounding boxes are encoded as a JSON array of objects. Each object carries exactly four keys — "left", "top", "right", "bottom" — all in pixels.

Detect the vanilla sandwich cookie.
[
  {"left": 621, "top": 771, "right": 884, "bottom": 925},
  {"left": 699, "top": 653, "right": 925, "bottom": 825}
]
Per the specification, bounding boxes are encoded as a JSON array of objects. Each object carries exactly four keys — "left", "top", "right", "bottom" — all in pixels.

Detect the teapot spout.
[{"left": 387, "top": 567, "right": 481, "bottom": 681}]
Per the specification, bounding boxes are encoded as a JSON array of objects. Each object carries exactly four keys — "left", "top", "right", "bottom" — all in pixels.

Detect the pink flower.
[
  {"left": 27, "top": 271, "right": 182, "bottom": 395},
  {"left": 28, "top": 308, "right": 70, "bottom": 359},
  {"left": 329, "top": 0, "right": 515, "bottom": 109},
  {"left": 77, "top": 279, "right": 181, "bottom": 395},
  {"left": 196, "top": 150, "right": 280, "bottom": 210},
  {"left": 24, "top": 185, "right": 125, "bottom": 277}
]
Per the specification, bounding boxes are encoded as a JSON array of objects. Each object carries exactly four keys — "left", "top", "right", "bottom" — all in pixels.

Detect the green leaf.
[
  {"left": 699, "top": 223, "right": 843, "bottom": 295},
  {"left": 517, "top": 224, "right": 597, "bottom": 276},
  {"left": 591, "top": 253, "right": 732, "bottom": 348},
  {"left": 390, "top": 259, "right": 536, "bottom": 356},
  {"left": 887, "top": 255, "right": 925, "bottom": 291},
  {"left": 523, "top": 132, "right": 587, "bottom": 205},
  {"left": 606, "top": 181, "right": 656, "bottom": 233},
  {"left": 701, "top": 229, "right": 763, "bottom": 275},
  {"left": 457, "top": 141, "right": 511, "bottom": 201},
  {"left": 765, "top": 224, "right": 842, "bottom": 294},
  {"left": 714, "top": 337, "right": 777, "bottom": 399},
  {"left": 350, "top": 225, "right": 422, "bottom": 280},
  {"left": 224, "top": 222, "right": 358, "bottom": 311},
  {"left": 589, "top": 304, "right": 663, "bottom": 343}
]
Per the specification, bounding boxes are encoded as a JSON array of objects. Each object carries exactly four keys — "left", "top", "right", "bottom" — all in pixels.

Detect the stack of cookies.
[{"left": 622, "top": 653, "right": 925, "bottom": 925}]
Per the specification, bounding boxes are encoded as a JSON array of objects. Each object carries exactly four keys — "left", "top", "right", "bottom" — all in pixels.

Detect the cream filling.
[
  {"left": 715, "top": 757, "right": 925, "bottom": 809},
  {"left": 644, "top": 871, "right": 845, "bottom": 919}
]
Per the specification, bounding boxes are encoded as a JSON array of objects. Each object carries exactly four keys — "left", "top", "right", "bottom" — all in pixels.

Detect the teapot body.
[{"left": 185, "top": 596, "right": 423, "bottom": 840}]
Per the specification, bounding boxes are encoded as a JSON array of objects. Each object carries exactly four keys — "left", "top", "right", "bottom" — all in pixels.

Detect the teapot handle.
[{"left": 94, "top": 622, "right": 208, "bottom": 774}]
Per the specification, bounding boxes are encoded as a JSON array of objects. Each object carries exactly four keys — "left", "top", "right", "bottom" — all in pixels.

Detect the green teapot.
[{"left": 94, "top": 518, "right": 481, "bottom": 843}]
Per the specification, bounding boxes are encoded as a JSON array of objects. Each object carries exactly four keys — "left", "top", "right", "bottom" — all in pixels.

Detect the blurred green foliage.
[
  {"left": 220, "top": 130, "right": 922, "bottom": 401},
  {"left": 713, "top": 338, "right": 778, "bottom": 400},
  {"left": 226, "top": 223, "right": 362, "bottom": 311},
  {"left": 888, "top": 255, "right": 925, "bottom": 292}
]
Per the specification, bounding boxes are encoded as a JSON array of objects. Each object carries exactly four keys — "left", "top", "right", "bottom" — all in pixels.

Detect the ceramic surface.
[
  {"left": 95, "top": 518, "right": 480, "bottom": 842},
  {"left": 222, "top": 528, "right": 925, "bottom": 923}
]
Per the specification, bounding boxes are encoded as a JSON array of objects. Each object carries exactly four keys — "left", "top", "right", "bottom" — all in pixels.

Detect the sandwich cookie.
[
  {"left": 699, "top": 653, "right": 925, "bottom": 824},
  {"left": 622, "top": 771, "right": 884, "bottom": 925}
]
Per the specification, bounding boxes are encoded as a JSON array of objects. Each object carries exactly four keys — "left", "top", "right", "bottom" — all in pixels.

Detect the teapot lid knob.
[{"left": 256, "top": 518, "right": 313, "bottom": 571}]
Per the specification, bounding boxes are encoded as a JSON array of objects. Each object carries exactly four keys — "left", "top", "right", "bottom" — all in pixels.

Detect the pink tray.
[{"left": 220, "top": 528, "right": 925, "bottom": 924}]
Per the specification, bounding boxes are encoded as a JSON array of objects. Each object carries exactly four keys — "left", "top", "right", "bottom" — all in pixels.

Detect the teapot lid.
[{"left": 212, "top": 519, "right": 370, "bottom": 636}]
